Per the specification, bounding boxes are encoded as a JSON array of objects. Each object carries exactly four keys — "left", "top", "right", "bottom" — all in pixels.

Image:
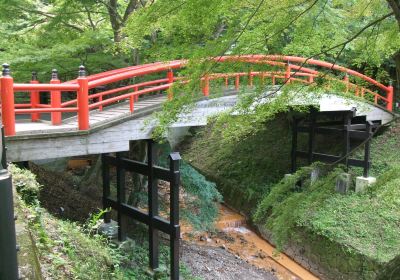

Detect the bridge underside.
[{"left": 6, "top": 89, "right": 394, "bottom": 162}]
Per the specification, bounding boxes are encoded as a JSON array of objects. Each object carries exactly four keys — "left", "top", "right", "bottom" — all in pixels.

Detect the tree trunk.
[
  {"left": 393, "top": 51, "right": 400, "bottom": 105},
  {"left": 127, "top": 140, "right": 148, "bottom": 207},
  {"left": 132, "top": 48, "right": 140, "bottom": 65}
]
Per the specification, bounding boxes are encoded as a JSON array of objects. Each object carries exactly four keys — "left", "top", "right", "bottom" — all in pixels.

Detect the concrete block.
[
  {"left": 284, "top": 173, "right": 294, "bottom": 179},
  {"left": 311, "top": 168, "right": 320, "bottom": 185},
  {"left": 336, "top": 173, "right": 351, "bottom": 194},
  {"left": 98, "top": 219, "right": 118, "bottom": 239},
  {"left": 355, "top": 176, "right": 376, "bottom": 193}
]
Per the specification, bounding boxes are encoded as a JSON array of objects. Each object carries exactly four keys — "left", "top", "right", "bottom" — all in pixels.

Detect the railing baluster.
[
  {"left": 1, "top": 64, "right": 16, "bottom": 136},
  {"left": 50, "top": 69, "right": 62, "bottom": 125},
  {"left": 387, "top": 81, "right": 394, "bottom": 111},
  {"left": 30, "top": 71, "right": 40, "bottom": 122},
  {"left": 129, "top": 93, "right": 134, "bottom": 112},
  {"left": 167, "top": 69, "right": 174, "bottom": 100},
  {"left": 77, "top": 65, "right": 89, "bottom": 130},
  {"left": 202, "top": 75, "right": 209, "bottom": 96}
]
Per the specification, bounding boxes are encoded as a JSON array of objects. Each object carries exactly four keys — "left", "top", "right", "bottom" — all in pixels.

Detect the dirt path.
[{"left": 182, "top": 242, "right": 277, "bottom": 280}]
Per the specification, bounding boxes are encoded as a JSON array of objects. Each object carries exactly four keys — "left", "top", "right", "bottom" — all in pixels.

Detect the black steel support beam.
[
  {"left": 296, "top": 151, "right": 369, "bottom": 167},
  {"left": 102, "top": 141, "right": 181, "bottom": 279},
  {"left": 364, "top": 122, "right": 372, "bottom": 177},
  {"left": 169, "top": 153, "right": 181, "bottom": 280},
  {"left": 116, "top": 152, "right": 127, "bottom": 241},
  {"left": 102, "top": 153, "right": 111, "bottom": 223},
  {"left": 308, "top": 109, "right": 316, "bottom": 164},
  {"left": 0, "top": 125, "right": 18, "bottom": 280},
  {"left": 344, "top": 112, "right": 351, "bottom": 169},
  {"left": 147, "top": 139, "right": 159, "bottom": 270},
  {"left": 292, "top": 109, "right": 373, "bottom": 176},
  {"left": 291, "top": 118, "right": 298, "bottom": 173},
  {"left": 0, "top": 171, "right": 19, "bottom": 280}
]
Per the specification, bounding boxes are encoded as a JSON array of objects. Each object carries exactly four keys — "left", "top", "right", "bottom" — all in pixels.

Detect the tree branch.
[
  {"left": 17, "top": 6, "right": 85, "bottom": 32},
  {"left": 123, "top": 0, "right": 139, "bottom": 23},
  {"left": 84, "top": 6, "right": 97, "bottom": 30},
  {"left": 320, "top": 12, "right": 394, "bottom": 55},
  {"left": 387, "top": 0, "right": 400, "bottom": 29}
]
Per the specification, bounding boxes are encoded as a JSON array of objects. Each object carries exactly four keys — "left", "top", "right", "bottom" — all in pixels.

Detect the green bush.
[
  {"left": 10, "top": 164, "right": 42, "bottom": 205},
  {"left": 159, "top": 143, "right": 222, "bottom": 230},
  {"left": 254, "top": 162, "right": 400, "bottom": 262}
]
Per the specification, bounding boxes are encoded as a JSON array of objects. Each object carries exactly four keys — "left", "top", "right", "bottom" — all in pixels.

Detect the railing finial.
[
  {"left": 2, "top": 63, "right": 10, "bottom": 76},
  {"left": 51, "top": 69, "right": 58, "bottom": 80},
  {"left": 31, "top": 71, "right": 38, "bottom": 81},
  {"left": 79, "top": 65, "right": 86, "bottom": 77}
]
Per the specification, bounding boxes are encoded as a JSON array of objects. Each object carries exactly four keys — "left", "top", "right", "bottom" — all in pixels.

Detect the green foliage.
[
  {"left": 25, "top": 204, "right": 199, "bottom": 279},
  {"left": 0, "top": 0, "right": 130, "bottom": 82},
  {"left": 301, "top": 165, "right": 400, "bottom": 262},
  {"left": 158, "top": 143, "right": 222, "bottom": 230},
  {"left": 11, "top": 162, "right": 198, "bottom": 280},
  {"left": 10, "top": 163, "right": 42, "bottom": 205},
  {"left": 368, "top": 120, "right": 400, "bottom": 176},
  {"left": 23, "top": 204, "right": 125, "bottom": 279},
  {"left": 183, "top": 114, "right": 295, "bottom": 215},
  {"left": 179, "top": 161, "right": 223, "bottom": 230},
  {"left": 253, "top": 163, "right": 336, "bottom": 249},
  {"left": 254, "top": 161, "right": 400, "bottom": 263}
]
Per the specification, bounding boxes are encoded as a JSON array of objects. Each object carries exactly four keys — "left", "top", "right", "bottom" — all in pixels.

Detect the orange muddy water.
[{"left": 182, "top": 205, "right": 319, "bottom": 280}]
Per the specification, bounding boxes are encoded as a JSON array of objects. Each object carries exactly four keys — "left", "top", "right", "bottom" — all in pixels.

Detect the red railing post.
[
  {"left": 50, "top": 69, "right": 62, "bottom": 125},
  {"left": 308, "top": 75, "right": 314, "bottom": 84},
  {"left": 77, "top": 66, "right": 89, "bottom": 130},
  {"left": 344, "top": 74, "right": 349, "bottom": 92},
  {"left": 202, "top": 75, "right": 209, "bottom": 96},
  {"left": 272, "top": 74, "right": 275, "bottom": 86},
  {"left": 167, "top": 69, "right": 174, "bottom": 100},
  {"left": 129, "top": 94, "right": 135, "bottom": 112},
  {"left": 387, "top": 81, "right": 394, "bottom": 111},
  {"left": 1, "top": 64, "right": 16, "bottom": 136},
  {"left": 235, "top": 75, "right": 240, "bottom": 90},
  {"left": 30, "top": 71, "right": 40, "bottom": 122},
  {"left": 225, "top": 77, "right": 228, "bottom": 88},
  {"left": 285, "top": 62, "right": 291, "bottom": 84},
  {"left": 248, "top": 70, "right": 253, "bottom": 87},
  {"left": 130, "top": 86, "right": 138, "bottom": 113}
]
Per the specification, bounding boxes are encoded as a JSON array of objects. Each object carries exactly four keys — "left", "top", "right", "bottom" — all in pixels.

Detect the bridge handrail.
[{"left": 0, "top": 55, "right": 393, "bottom": 136}]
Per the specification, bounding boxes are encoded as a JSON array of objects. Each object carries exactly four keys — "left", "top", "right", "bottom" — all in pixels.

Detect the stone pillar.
[
  {"left": 336, "top": 173, "right": 351, "bottom": 194},
  {"left": 355, "top": 176, "right": 376, "bottom": 193}
]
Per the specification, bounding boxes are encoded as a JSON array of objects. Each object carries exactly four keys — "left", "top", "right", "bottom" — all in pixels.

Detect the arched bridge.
[{"left": 0, "top": 55, "right": 395, "bottom": 162}]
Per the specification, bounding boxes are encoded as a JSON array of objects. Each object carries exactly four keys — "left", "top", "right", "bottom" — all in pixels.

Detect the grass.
[
  {"left": 254, "top": 120, "right": 400, "bottom": 263},
  {"left": 302, "top": 167, "right": 400, "bottom": 262}
]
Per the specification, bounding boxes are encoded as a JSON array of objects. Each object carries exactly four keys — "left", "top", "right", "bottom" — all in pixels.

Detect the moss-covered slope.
[{"left": 182, "top": 115, "right": 400, "bottom": 280}]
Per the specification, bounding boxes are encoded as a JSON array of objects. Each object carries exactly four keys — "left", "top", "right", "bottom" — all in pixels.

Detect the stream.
[{"left": 181, "top": 205, "right": 319, "bottom": 280}]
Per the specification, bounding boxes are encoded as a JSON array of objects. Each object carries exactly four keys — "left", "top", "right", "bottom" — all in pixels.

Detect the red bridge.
[
  {"left": 1, "top": 55, "right": 394, "bottom": 135},
  {"left": 0, "top": 55, "right": 395, "bottom": 161}
]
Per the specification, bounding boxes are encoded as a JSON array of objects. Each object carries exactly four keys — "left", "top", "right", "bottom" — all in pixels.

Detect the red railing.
[{"left": 0, "top": 55, "right": 394, "bottom": 136}]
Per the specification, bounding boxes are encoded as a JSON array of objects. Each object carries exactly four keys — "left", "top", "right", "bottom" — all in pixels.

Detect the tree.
[
  {"left": 0, "top": 0, "right": 145, "bottom": 81},
  {"left": 123, "top": 0, "right": 399, "bottom": 89}
]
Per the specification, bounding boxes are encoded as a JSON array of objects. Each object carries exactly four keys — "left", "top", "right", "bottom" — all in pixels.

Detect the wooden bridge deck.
[
  {"left": 14, "top": 95, "right": 167, "bottom": 137},
  {"left": 6, "top": 89, "right": 395, "bottom": 162}
]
